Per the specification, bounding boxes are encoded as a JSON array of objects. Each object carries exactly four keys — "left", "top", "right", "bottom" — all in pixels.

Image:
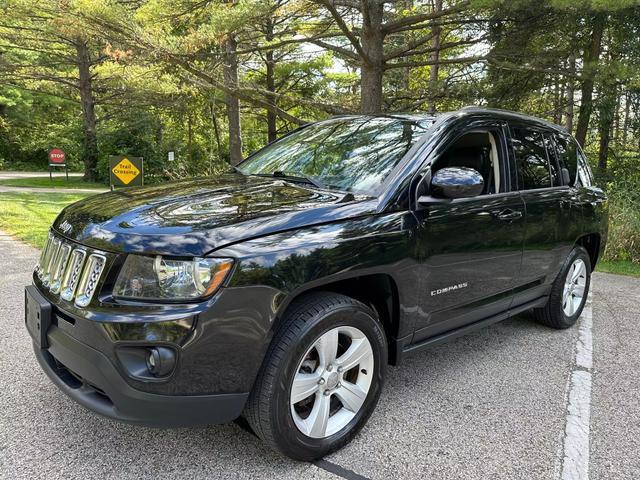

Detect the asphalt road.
[
  {"left": 0, "top": 171, "right": 83, "bottom": 180},
  {"left": 1, "top": 230, "right": 638, "bottom": 479}
]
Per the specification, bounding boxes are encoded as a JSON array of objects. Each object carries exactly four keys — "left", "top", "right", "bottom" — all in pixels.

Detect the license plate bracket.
[{"left": 25, "top": 285, "right": 52, "bottom": 349}]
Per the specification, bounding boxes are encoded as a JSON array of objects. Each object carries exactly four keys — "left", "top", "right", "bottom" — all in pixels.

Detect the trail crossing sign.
[{"left": 109, "top": 155, "right": 143, "bottom": 188}]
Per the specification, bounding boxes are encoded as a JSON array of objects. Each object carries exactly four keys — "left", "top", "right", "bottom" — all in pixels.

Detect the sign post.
[
  {"left": 48, "top": 149, "right": 68, "bottom": 181},
  {"left": 109, "top": 155, "right": 144, "bottom": 190}
]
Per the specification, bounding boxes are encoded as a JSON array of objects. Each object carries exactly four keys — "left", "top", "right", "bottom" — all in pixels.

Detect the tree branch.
[
  {"left": 385, "top": 55, "right": 484, "bottom": 70},
  {"left": 313, "top": 0, "right": 367, "bottom": 61},
  {"left": 382, "top": 1, "right": 471, "bottom": 34},
  {"left": 384, "top": 32, "right": 437, "bottom": 61}
]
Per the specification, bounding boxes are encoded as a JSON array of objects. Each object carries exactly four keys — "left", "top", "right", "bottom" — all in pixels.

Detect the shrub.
[{"left": 603, "top": 181, "right": 640, "bottom": 263}]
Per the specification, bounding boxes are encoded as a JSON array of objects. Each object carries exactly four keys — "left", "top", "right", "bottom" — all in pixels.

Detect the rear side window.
[
  {"left": 510, "top": 127, "right": 551, "bottom": 190},
  {"left": 543, "top": 134, "right": 562, "bottom": 186},
  {"left": 577, "top": 148, "right": 593, "bottom": 186},
  {"left": 554, "top": 134, "right": 578, "bottom": 185}
]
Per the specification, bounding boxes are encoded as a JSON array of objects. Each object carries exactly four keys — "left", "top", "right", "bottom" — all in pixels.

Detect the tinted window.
[
  {"left": 555, "top": 134, "right": 578, "bottom": 185},
  {"left": 239, "top": 117, "right": 432, "bottom": 194},
  {"left": 577, "top": 148, "right": 593, "bottom": 187},
  {"left": 543, "top": 134, "right": 562, "bottom": 186},
  {"left": 511, "top": 127, "right": 551, "bottom": 190}
]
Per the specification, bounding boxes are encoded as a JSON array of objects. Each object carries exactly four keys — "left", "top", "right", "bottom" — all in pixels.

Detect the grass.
[
  {"left": 0, "top": 176, "right": 106, "bottom": 189},
  {"left": 0, "top": 191, "right": 92, "bottom": 247},
  {"left": 596, "top": 260, "right": 640, "bottom": 277}
]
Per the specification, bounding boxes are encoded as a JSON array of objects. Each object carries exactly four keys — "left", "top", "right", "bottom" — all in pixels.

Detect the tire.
[
  {"left": 534, "top": 245, "right": 591, "bottom": 329},
  {"left": 244, "top": 291, "right": 387, "bottom": 461}
]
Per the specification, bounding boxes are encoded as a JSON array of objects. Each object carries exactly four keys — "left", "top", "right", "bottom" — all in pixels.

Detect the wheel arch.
[
  {"left": 273, "top": 273, "right": 402, "bottom": 365},
  {"left": 576, "top": 233, "right": 601, "bottom": 271}
]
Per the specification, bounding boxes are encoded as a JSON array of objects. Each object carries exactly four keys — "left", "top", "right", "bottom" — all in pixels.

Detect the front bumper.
[{"left": 34, "top": 324, "right": 248, "bottom": 427}]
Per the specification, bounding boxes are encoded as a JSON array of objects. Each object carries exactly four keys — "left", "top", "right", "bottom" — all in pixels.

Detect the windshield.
[{"left": 238, "top": 116, "right": 433, "bottom": 195}]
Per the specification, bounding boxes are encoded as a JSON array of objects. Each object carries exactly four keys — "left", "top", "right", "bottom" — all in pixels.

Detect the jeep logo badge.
[{"left": 59, "top": 220, "right": 72, "bottom": 234}]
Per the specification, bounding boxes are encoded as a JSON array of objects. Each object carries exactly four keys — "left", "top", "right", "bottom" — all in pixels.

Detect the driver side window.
[{"left": 431, "top": 130, "right": 502, "bottom": 195}]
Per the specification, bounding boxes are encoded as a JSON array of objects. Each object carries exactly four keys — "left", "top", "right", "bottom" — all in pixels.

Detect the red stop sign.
[{"left": 49, "top": 148, "right": 66, "bottom": 165}]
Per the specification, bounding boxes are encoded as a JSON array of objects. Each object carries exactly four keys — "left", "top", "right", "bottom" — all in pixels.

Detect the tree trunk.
[
  {"left": 598, "top": 90, "right": 615, "bottom": 171},
  {"left": 76, "top": 40, "right": 98, "bottom": 182},
  {"left": 264, "top": 17, "right": 277, "bottom": 143},
  {"left": 428, "top": 0, "right": 443, "bottom": 113},
  {"left": 360, "top": 0, "right": 385, "bottom": 114},
  {"left": 223, "top": 35, "right": 243, "bottom": 165},
  {"left": 564, "top": 54, "right": 576, "bottom": 132},
  {"left": 622, "top": 90, "right": 631, "bottom": 146},
  {"left": 553, "top": 76, "right": 563, "bottom": 124},
  {"left": 612, "top": 92, "right": 621, "bottom": 142},
  {"left": 187, "top": 112, "right": 193, "bottom": 163},
  {"left": 210, "top": 101, "right": 222, "bottom": 161},
  {"left": 574, "top": 14, "right": 605, "bottom": 147}
]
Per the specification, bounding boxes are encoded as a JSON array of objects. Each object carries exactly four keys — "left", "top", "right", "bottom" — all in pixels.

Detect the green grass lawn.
[
  {"left": 596, "top": 260, "right": 640, "bottom": 277},
  {"left": 0, "top": 176, "right": 106, "bottom": 189},
  {"left": 0, "top": 191, "right": 93, "bottom": 247}
]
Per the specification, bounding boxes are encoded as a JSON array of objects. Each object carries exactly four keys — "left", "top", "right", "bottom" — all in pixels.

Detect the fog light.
[{"left": 146, "top": 347, "right": 176, "bottom": 377}]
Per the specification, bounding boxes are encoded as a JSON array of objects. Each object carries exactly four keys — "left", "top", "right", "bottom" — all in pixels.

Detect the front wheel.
[
  {"left": 534, "top": 245, "right": 591, "bottom": 329},
  {"left": 244, "top": 292, "right": 387, "bottom": 461}
]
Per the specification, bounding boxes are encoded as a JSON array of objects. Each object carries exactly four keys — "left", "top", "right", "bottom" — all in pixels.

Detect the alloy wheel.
[
  {"left": 290, "top": 326, "right": 374, "bottom": 439},
  {"left": 562, "top": 258, "right": 587, "bottom": 316}
]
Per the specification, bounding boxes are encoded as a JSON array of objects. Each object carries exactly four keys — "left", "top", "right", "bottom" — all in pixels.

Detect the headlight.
[{"left": 113, "top": 255, "right": 233, "bottom": 301}]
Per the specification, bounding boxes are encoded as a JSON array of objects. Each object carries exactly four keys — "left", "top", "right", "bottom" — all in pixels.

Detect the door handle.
[{"left": 495, "top": 209, "right": 523, "bottom": 221}]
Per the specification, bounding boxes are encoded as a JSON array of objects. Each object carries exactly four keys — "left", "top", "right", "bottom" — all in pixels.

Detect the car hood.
[{"left": 52, "top": 174, "right": 377, "bottom": 256}]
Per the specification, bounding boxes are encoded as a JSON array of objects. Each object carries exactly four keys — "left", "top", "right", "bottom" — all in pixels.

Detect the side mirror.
[
  {"left": 430, "top": 167, "right": 484, "bottom": 199},
  {"left": 561, "top": 167, "right": 571, "bottom": 186}
]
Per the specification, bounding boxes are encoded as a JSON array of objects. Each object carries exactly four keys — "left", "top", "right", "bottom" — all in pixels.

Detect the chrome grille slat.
[
  {"left": 42, "top": 238, "right": 62, "bottom": 287},
  {"left": 35, "top": 231, "right": 108, "bottom": 306},
  {"left": 74, "top": 254, "right": 107, "bottom": 307},
  {"left": 36, "top": 233, "right": 53, "bottom": 279},
  {"left": 60, "top": 249, "right": 87, "bottom": 301},
  {"left": 50, "top": 243, "right": 72, "bottom": 294}
]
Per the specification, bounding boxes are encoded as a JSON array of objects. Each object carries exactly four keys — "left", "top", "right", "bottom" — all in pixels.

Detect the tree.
[
  {"left": 0, "top": 0, "right": 108, "bottom": 179},
  {"left": 299, "top": 0, "right": 482, "bottom": 113}
]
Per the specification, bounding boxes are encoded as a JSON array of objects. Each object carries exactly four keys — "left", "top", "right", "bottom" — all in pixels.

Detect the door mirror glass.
[
  {"left": 561, "top": 167, "right": 571, "bottom": 186},
  {"left": 431, "top": 167, "right": 484, "bottom": 199}
]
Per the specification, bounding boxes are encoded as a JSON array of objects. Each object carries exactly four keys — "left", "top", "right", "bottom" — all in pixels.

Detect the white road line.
[{"left": 560, "top": 291, "right": 594, "bottom": 480}]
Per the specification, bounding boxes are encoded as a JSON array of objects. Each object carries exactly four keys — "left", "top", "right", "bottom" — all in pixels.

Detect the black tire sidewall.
[{"left": 270, "top": 303, "right": 387, "bottom": 460}]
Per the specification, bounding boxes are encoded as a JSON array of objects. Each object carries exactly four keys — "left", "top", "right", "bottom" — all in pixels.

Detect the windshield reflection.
[{"left": 238, "top": 116, "right": 433, "bottom": 195}]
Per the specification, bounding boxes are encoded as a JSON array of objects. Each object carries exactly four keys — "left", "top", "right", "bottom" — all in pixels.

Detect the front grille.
[{"left": 36, "top": 232, "right": 108, "bottom": 307}]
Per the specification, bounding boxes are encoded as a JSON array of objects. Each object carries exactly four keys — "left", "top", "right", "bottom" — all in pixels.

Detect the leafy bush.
[{"left": 602, "top": 180, "right": 640, "bottom": 263}]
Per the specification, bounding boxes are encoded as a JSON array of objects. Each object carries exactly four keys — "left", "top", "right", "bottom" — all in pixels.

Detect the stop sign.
[{"left": 49, "top": 149, "right": 66, "bottom": 166}]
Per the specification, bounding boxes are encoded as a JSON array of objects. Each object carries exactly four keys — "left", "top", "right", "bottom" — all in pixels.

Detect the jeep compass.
[{"left": 25, "top": 107, "right": 608, "bottom": 460}]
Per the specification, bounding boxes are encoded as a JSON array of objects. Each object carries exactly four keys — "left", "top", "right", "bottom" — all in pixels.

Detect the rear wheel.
[
  {"left": 534, "top": 245, "right": 591, "bottom": 329},
  {"left": 244, "top": 292, "right": 387, "bottom": 461}
]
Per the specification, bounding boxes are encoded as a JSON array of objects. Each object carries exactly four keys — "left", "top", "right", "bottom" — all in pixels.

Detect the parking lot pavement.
[{"left": 0, "top": 229, "right": 638, "bottom": 480}]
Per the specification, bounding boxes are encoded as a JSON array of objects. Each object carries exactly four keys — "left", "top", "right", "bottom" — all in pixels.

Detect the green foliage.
[{"left": 601, "top": 178, "right": 640, "bottom": 263}]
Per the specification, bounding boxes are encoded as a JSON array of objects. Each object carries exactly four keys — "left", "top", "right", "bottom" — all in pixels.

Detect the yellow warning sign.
[{"left": 111, "top": 158, "right": 140, "bottom": 185}]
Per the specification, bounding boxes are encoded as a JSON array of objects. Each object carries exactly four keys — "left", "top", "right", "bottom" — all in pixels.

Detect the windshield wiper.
[{"left": 257, "top": 170, "right": 326, "bottom": 189}]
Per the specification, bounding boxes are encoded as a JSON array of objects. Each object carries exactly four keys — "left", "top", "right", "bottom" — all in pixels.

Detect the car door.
[
  {"left": 508, "top": 125, "right": 575, "bottom": 307},
  {"left": 410, "top": 120, "right": 525, "bottom": 343}
]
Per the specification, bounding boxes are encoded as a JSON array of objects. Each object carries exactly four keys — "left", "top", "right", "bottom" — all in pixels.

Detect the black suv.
[{"left": 25, "top": 107, "right": 608, "bottom": 460}]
